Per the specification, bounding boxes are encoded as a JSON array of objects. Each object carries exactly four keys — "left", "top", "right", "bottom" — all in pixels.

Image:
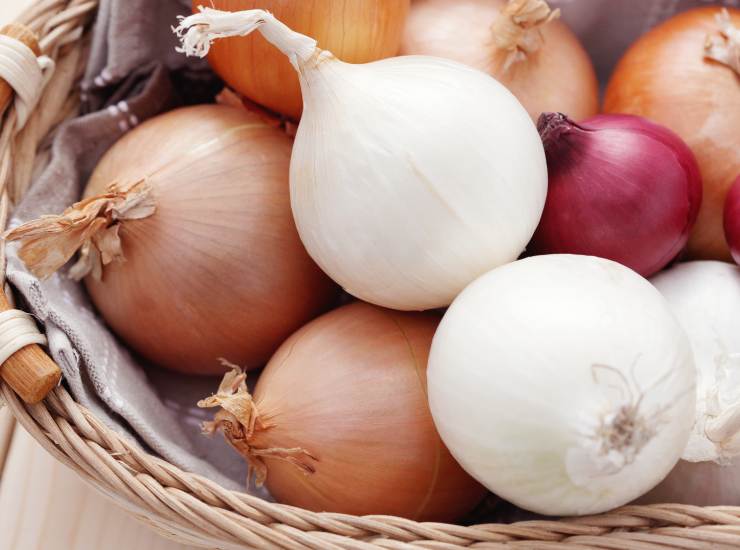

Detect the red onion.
[
  {"left": 604, "top": 7, "right": 740, "bottom": 261},
  {"left": 725, "top": 176, "right": 740, "bottom": 265},
  {"left": 529, "top": 113, "right": 702, "bottom": 277}
]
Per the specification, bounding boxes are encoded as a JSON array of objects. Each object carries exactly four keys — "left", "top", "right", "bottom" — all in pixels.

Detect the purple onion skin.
[
  {"left": 530, "top": 113, "right": 702, "bottom": 277},
  {"left": 725, "top": 176, "right": 740, "bottom": 266}
]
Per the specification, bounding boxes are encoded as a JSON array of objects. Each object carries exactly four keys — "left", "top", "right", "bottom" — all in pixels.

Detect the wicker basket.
[{"left": 2, "top": 1, "right": 740, "bottom": 548}]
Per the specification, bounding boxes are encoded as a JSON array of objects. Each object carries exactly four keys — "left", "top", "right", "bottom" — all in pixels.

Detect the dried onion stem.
[
  {"left": 491, "top": 0, "right": 560, "bottom": 70},
  {"left": 704, "top": 8, "right": 740, "bottom": 74},
  {"left": 198, "top": 361, "right": 317, "bottom": 487},
  {"left": 4, "top": 180, "right": 155, "bottom": 280}
]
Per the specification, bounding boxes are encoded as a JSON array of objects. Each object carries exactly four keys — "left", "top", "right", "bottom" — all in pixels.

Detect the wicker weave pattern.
[{"left": 2, "top": 1, "right": 740, "bottom": 548}]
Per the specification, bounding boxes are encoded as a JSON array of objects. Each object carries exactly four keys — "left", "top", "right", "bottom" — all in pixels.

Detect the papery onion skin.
[
  {"left": 244, "top": 302, "right": 487, "bottom": 519},
  {"left": 604, "top": 7, "right": 740, "bottom": 261},
  {"left": 84, "top": 105, "right": 337, "bottom": 375},
  {"left": 428, "top": 254, "right": 696, "bottom": 516},
  {"left": 643, "top": 261, "right": 740, "bottom": 505},
  {"left": 725, "top": 177, "right": 740, "bottom": 265},
  {"left": 400, "top": 0, "right": 599, "bottom": 121},
  {"left": 529, "top": 113, "right": 702, "bottom": 277},
  {"left": 200, "top": 0, "right": 410, "bottom": 120}
]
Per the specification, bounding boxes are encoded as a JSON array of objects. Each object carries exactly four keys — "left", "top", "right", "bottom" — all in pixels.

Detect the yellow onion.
[
  {"left": 199, "top": 0, "right": 410, "bottom": 120},
  {"left": 199, "top": 301, "right": 486, "bottom": 519},
  {"left": 604, "top": 7, "right": 740, "bottom": 260},
  {"left": 6, "top": 105, "right": 337, "bottom": 375},
  {"left": 400, "top": 0, "right": 598, "bottom": 121}
]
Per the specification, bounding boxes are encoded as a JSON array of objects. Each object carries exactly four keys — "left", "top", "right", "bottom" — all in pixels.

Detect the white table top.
[{"left": 0, "top": 410, "right": 197, "bottom": 550}]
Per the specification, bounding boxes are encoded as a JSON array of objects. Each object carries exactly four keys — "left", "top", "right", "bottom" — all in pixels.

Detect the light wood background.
[
  {"left": 0, "top": 1, "right": 200, "bottom": 548},
  {"left": 0, "top": 409, "right": 199, "bottom": 549}
]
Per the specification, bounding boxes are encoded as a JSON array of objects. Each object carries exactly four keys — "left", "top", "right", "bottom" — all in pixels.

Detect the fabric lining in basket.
[{"left": 5, "top": 0, "right": 254, "bottom": 494}]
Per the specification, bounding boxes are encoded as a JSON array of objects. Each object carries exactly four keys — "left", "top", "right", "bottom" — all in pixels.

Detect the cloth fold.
[{"left": 6, "top": 0, "right": 248, "bottom": 492}]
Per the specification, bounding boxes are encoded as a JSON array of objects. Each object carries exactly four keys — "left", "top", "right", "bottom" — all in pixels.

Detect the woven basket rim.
[{"left": 3, "top": 1, "right": 740, "bottom": 549}]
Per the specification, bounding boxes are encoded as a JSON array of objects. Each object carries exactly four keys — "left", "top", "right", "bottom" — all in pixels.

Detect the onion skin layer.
[
  {"left": 725, "top": 177, "right": 740, "bottom": 265},
  {"left": 400, "top": 0, "right": 598, "bottom": 121},
  {"left": 200, "top": 0, "right": 410, "bottom": 120},
  {"left": 85, "top": 105, "right": 337, "bottom": 375},
  {"left": 604, "top": 7, "right": 740, "bottom": 261},
  {"left": 248, "top": 302, "right": 486, "bottom": 520},
  {"left": 529, "top": 113, "right": 702, "bottom": 277}
]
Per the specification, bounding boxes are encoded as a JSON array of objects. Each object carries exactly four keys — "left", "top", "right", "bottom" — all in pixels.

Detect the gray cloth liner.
[
  {"left": 6, "top": 0, "right": 252, "bottom": 493},
  {"left": 4, "top": 0, "right": 736, "bottom": 496}
]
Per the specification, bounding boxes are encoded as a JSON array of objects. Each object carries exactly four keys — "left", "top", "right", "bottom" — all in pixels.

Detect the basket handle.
[
  {"left": 0, "top": 23, "right": 42, "bottom": 117},
  {"left": 0, "top": 24, "right": 62, "bottom": 404}
]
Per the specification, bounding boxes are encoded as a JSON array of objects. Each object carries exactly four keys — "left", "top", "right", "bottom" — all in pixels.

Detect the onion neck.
[
  {"left": 199, "top": 362, "right": 317, "bottom": 487},
  {"left": 704, "top": 8, "right": 740, "bottom": 75},
  {"left": 174, "top": 7, "right": 319, "bottom": 71},
  {"left": 3, "top": 179, "right": 155, "bottom": 281},
  {"left": 537, "top": 112, "right": 589, "bottom": 155},
  {"left": 700, "top": 351, "right": 740, "bottom": 461},
  {"left": 490, "top": 0, "right": 560, "bottom": 70},
  {"left": 705, "top": 402, "right": 740, "bottom": 447}
]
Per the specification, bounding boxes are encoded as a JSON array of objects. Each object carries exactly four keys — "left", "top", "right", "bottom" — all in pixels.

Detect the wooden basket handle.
[
  {"left": 0, "top": 24, "right": 41, "bottom": 116},
  {"left": 0, "top": 24, "right": 62, "bottom": 404}
]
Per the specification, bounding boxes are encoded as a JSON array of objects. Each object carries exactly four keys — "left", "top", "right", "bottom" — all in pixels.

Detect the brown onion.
[
  {"left": 400, "top": 0, "right": 598, "bottom": 121},
  {"left": 199, "top": 302, "right": 486, "bottom": 519},
  {"left": 604, "top": 7, "right": 740, "bottom": 261},
  {"left": 7, "top": 105, "right": 337, "bottom": 375},
  {"left": 200, "top": 0, "right": 410, "bottom": 120}
]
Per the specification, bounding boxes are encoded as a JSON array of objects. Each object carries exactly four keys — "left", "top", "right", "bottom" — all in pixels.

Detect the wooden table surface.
[
  {"left": 0, "top": 411, "right": 200, "bottom": 550},
  {"left": 0, "top": 2, "right": 200, "bottom": 548}
]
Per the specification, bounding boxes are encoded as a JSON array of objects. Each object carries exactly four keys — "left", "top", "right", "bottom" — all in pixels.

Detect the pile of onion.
[
  {"left": 199, "top": 301, "right": 486, "bottom": 519},
  {"left": 174, "top": 7, "right": 547, "bottom": 311},
  {"left": 604, "top": 7, "right": 740, "bottom": 260},
  {"left": 400, "top": 0, "right": 598, "bottom": 121},
  {"left": 529, "top": 113, "right": 702, "bottom": 277},
  {"left": 725, "top": 176, "right": 740, "bottom": 265},
  {"left": 200, "top": 0, "right": 410, "bottom": 120},
  {"left": 6, "top": 105, "right": 337, "bottom": 375}
]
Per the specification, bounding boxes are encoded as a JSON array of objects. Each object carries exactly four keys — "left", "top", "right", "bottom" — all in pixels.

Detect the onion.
[
  {"left": 529, "top": 113, "right": 702, "bottom": 277},
  {"left": 175, "top": 8, "right": 547, "bottom": 311},
  {"left": 199, "top": 302, "right": 486, "bottom": 519},
  {"left": 725, "top": 176, "right": 740, "bottom": 265},
  {"left": 643, "top": 261, "right": 740, "bottom": 505},
  {"left": 6, "top": 105, "right": 337, "bottom": 375},
  {"left": 428, "top": 254, "right": 696, "bottom": 516},
  {"left": 400, "top": 0, "right": 598, "bottom": 121},
  {"left": 604, "top": 7, "right": 740, "bottom": 261},
  {"left": 200, "top": 0, "right": 410, "bottom": 120}
]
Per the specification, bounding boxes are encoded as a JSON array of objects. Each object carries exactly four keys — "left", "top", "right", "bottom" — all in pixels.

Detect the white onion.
[
  {"left": 174, "top": 8, "right": 547, "bottom": 311},
  {"left": 428, "top": 254, "right": 696, "bottom": 515},
  {"left": 643, "top": 261, "right": 740, "bottom": 505}
]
